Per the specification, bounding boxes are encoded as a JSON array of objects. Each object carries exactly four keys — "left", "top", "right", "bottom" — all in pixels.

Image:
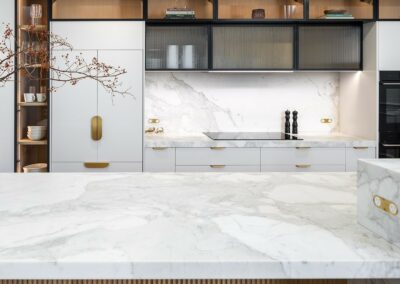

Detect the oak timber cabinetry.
[{"left": 50, "top": 22, "right": 144, "bottom": 172}]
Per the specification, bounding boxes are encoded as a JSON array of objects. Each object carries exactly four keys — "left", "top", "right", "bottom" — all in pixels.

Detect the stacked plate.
[
  {"left": 23, "top": 163, "right": 47, "bottom": 173},
  {"left": 27, "top": 126, "right": 47, "bottom": 141}
]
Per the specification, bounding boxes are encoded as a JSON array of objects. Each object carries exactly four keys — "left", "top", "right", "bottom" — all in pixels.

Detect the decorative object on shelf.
[
  {"left": 30, "top": 4, "right": 43, "bottom": 25},
  {"left": 251, "top": 9, "right": 265, "bottom": 19},
  {"left": 36, "top": 93, "right": 47, "bottom": 103},
  {"left": 167, "top": 45, "right": 179, "bottom": 69},
  {"left": 283, "top": 5, "right": 297, "bottom": 19},
  {"left": 322, "top": 10, "right": 354, "bottom": 19},
  {"left": 23, "top": 163, "right": 47, "bottom": 173},
  {"left": 23, "top": 93, "right": 36, "bottom": 103},
  {"left": 181, "top": 45, "right": 195, "bottom": 69},
  {"left": 285, "top": 110, "right": 291, "bottom": 134},
  {"left": 165, "top": 8, "right": 195, "bottom": 19},
  {"left": 27, "top": 126, "right": 47, "bottom": 141},
  {"left": 292, "top": 110, "right": 298, "bottom": 134},
  {"left": 146, "top": 118, "right": 164, "bottom": 135},
  {"left": 360, "top": 0, "right": 373, "bottom": 4}
]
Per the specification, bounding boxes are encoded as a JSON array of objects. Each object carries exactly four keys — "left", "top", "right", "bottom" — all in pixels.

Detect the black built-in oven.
[{"left": 380, "top": 71, "right": 400, "bottom": 158}]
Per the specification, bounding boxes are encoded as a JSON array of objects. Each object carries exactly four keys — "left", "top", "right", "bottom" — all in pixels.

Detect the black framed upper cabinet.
[
  {"left": 147, "top": 0, "right": 214, "bottom": 20},
  {"left": 146, "top": 25, "right": 209, "bottom": 70},
  {"left": 212, "top": 25, "right": 294, "bottom": 70},
  {"left": 298, "top": 25, "right": 361, "bottom": 70}
]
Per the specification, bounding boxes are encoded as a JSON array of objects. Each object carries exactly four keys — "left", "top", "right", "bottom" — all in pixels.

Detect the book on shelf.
[{"left": 321, "top": 14, "right": 354, "bottom": 19}]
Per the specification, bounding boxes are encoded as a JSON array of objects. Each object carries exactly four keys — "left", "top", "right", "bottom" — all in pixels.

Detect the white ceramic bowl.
[
  {"left": 27, "top": 132, "right": 46, "bottom": 141},
  {"left": 23, "top": 163, "right": 47, "bottom": 173}
]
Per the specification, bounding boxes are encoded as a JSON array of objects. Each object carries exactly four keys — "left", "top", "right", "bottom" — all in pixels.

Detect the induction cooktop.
[{"left": 204, "top": 132, "right": 302, "bottom": 140}]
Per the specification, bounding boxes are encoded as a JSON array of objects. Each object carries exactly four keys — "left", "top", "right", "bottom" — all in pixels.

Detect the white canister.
[
  {"left": 181, "top": 45, "right": 195, "bottom": 69},
  {"left": 166, "top": 45, "right": 179, "bottom": 69}
]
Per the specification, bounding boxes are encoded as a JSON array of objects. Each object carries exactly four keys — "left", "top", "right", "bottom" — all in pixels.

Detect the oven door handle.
[
  {"left": 382, "top": 144, "right": 400, "bottom": 147},
  {"left": 381, "top": 83, "right": 400, "bottom": 85}
]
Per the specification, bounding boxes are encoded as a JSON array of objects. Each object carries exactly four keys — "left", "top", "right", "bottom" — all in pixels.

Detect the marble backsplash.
[{"left": 145, "top": 72, "right": 340, "bottom": 135}]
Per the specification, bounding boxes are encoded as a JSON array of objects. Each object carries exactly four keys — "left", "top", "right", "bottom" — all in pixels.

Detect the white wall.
[
  {"left": 339, "top": 22, "right": 378, "bottom": 142},
  {"left": 0, "top": 0, "right": 15, "bottom": 172},
  {"left": 145, "top": 72, "right": 340, "bottom": 135}
]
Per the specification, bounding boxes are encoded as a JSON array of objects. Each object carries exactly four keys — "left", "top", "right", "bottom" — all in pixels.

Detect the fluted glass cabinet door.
[
  {"left": 213, "top": 26, "right": 294, "bottom": 70},
  {"left": 146, "top": 26, "right": 209, "bottom": 70},
  {"left": 298, "top": 25, "right": 361, "bottom": 70}
]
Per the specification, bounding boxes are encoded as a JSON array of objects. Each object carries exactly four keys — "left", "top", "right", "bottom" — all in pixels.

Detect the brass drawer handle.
[
  {"left": 353, "top": 147, "right": 369, "bottom": 150},
  {"left": 210, "top": 165, "right": 226, "bottom": 169},
  {"left": 373, "top": 195, "right": 398, "bottom": 216},
  {"left": 296, "top": 146, "right": 311, "bottom": 149},
  {"left": 91, "top": 116, "right": 102, "bottom": 141},
  {"left": 84, "top": 162, "right": 109, "bottom": 169},
  {"left": 210, "top": 147, "right": 226, "bottom": 150},
  {"left": 296, "top": 164, "right": 311, "bottom": 169},
  {"left": 148, "top": 118, "right": 160, "bottom": 124},
  {"left": 152, "top": 147, "right": 167, "bottom": 150}
]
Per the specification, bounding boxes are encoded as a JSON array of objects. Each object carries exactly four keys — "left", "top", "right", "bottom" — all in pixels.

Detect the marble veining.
[
  {"left": 144, "top": 133, "right": 376, "bottom": 148},
  {"left": 358, "top": 159, "right": 400, "bottom": 248},
  {"left": 145, "top": 72, "right": 339, "bottom": 135},
  {"left": 0, "top": 172, "right": 399, "bottom": 279}
]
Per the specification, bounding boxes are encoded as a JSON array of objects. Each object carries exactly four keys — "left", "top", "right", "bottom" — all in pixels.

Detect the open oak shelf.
[
  {"left": 18, "top": 139, "right": 48, "bottom": 146},
  {"left": 18, "top": 102, "right": 47, "bottom": 107}
]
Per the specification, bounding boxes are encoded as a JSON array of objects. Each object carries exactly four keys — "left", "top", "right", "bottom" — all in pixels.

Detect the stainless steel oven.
[{"left": 379, "top": 71, "right": 400, "bottom": 158}]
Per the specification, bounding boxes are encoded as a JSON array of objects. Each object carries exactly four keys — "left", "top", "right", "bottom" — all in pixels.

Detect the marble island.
[{"left": 0, "top": 172, "right": 399, "bottom": 280}]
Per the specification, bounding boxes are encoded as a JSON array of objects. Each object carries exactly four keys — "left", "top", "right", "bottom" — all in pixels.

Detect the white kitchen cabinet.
[
  {"left": 51, "top": 22, "right": 144, "bottom": 172},
  {"left": 261, "top": 147, "right": 346, "bottom": 165},
  {"left": 0, "top": 82, "right": 14, "bottom": 172},
  {"left": 176, "top": 165, "right": 260, "bottom": 172},
  {"left": 144, "top": 148, "right": 175, "bottom": 172},
  {"left": 176, "top": 148, "right": 260, "bottom": 166},
  {"left": 261, "top": 164, "right": 345, "bottom": 172},
  {"left": 0, "top": 0, "right": 15, "bottom": 172},
  {"left": 345, "top": 147, "right": 376, "bottom": 172},
  {"left": 51, "top": 50, "right": 98, "bottom": 163},
  {"left": 379, "top": 22, "right": 400, "bottom": 70}
]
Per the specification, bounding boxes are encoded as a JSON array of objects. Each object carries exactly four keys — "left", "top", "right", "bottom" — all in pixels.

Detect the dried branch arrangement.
[{"left": 0, "top": 24, "right": 131, "bottom": 97}]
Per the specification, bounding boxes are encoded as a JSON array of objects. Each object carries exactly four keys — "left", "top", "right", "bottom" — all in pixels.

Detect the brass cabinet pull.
[
  {"left": 84, "top": 162, "right": 109, "bottom": 169},
  {"left": 210, "top": 147, "right": 226, "bottom": 150},
  {"left": 152, "top": 147, "right": 168, "bottom": 150},
  {"left": 373, "top": 195, "right": 398, "bottom": 216},
  {"left": 210, "top": 165, "right": 226, "bottom": 169},
  {"left": 91, "top": 116, "right": 102, "bottom": 141},
  {"left": 295, "top": 164, "right": 311, "bottom": 169},
  {"left": 296, "top": 146, "right": 311, "bottom": 150},
  {"left": 353, "top": 146, "right": 369, "bottom": 150}
]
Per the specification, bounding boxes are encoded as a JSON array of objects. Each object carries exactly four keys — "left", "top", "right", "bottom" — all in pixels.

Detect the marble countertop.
[
  {"left": 0, "top": 172, "right": 399, "bottom": 279},
  {"left": 144, "top": 133, "right": 377, "bottom": 148}
]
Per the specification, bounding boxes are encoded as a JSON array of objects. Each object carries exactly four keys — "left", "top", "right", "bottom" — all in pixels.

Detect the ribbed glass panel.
[
  {"left": 146, "top": 26, "right": 209, "bottom": 70},
  {"left": 213, "top": 26, "right": 294, "bottom": 69},
  {"left": 298, "top": 25, "right": 361, "bottom": 70}
]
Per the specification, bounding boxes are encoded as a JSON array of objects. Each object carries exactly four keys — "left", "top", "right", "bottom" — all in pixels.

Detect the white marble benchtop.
[
  {"left": 144, "top": 133, "right": 376, "bottom": 148},
  {"left": 0, "top": 172, "right": 399, "bottom": 280}
]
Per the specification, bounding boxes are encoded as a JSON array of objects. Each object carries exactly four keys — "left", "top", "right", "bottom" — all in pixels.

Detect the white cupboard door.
[
  {"left": 379, "top": 22, "right": 400, "bottom": 71},
  {"left": 346, "top": 147, "right": 376, "bottom": 172},
  {"left": 51, "top": 50, "right": 98, "bottom": 162},
  {"left": 97, "top": 50, "right": 143, "bottom": 163},
  {"left": 144, "top": 148, "right": 175, "bottom": 172},
  {"left": 0, "top": 82, "right": 14, "bottom": 172}
]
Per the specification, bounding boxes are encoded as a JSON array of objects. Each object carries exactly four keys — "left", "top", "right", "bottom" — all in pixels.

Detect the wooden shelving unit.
[
  {"left": 379, "top": 0, "right": 400, "bottom": 19},
  {"left": 309, "top": 0, "right": 373, "bottom": 20},
  {"left": 16, "top": 0, "right": 49, "bottom": 173},
  {"left": 147, "top": 0, "right": 213, "bottom": 19},
  {"left": 52, "top": 0, "right": 143, "bottom": 19}
]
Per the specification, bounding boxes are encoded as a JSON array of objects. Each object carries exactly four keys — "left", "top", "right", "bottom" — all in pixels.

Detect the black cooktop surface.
[{"left": 204, "top": 132, "right": 302, "bottom": 140}]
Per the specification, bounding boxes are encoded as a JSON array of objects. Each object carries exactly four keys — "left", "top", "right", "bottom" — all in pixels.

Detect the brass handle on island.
[
  {"left": 210, "top": 165, "right": 226, "bottom": 169},
  {"left": 295, "top": 164, "right": 311, "bottom": 169},
  {"left": 296, "top": 146, "right": 311, "bottom": 149},
  {"left": 353, "top": 146, "right": 369, "bottom": 150},
  {"left": 210, "top": 147, "right": 226, "bottom": 150},
  {"left": 84, "top": 162, "right": 109, "bottom": 169},
  {"left": 91, "top": 116, "right": 102, "bottom": 141}
]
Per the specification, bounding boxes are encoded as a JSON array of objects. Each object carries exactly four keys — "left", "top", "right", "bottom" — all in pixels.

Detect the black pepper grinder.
[
  {"left": 292, "top": 110, "right": 298, "bottom": 134},
  {"left": 284, "top": 110, "right": 291, "bottom": 134}
]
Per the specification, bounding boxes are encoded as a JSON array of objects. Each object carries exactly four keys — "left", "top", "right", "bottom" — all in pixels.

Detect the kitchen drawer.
[
  {"left": 346, "top": 147, "right": 376, "bottom": 172},
  {"left": 261, "top": 147, "right": 345, "bottom": 165},
  {"left": 176, "top": 148, "right": 260, "bottom": 166},
  {"left": 176, "top": 165, "right": 260, "bottom": 172},
  {"left": 261, "top": 164, "right": 345, "bottom": 172},
  {"left": 144, "top": 147, "right": 175, "bottom": 172},
  {"left": 51, "top": 162, "right": 142, "bottom": 172}
]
